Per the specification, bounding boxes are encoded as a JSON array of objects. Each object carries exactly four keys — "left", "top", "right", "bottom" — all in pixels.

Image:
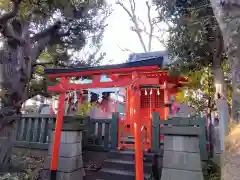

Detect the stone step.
[
  {"left": 97, "top": 168, "right": 151, "bottom": 180},
  {"left": 104, "top": 159, "right": 152, "bottom": 173},
  {"left": 120, "top": 137, "right": 135, "bottom": 144},
  {"left": 109, "top": 149, "right": 163, "bottom": 162}
]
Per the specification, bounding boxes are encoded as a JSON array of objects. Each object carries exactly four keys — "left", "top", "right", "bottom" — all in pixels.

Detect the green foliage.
[
  {"left": 202, "top": 160, "right": 220, "bottom": 180},
  {"left": 162, "top": 0, "right": 218, "bottom": 71},
  {"left": 155, "top": 0, "right": 233, "bottom": 113},
  {"left": 77, "top": 101, "right": 98, "bottom": 116},
  {"left": 175, "top": 67, "right": 215, "bottom": 112},
  {"left": 0, "top": 0, "right": 110, "bottom": 99}
]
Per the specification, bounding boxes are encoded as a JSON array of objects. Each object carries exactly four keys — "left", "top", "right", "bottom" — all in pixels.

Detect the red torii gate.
[{"left": 45, "top": 63, "right": 165, "bottom": 180}]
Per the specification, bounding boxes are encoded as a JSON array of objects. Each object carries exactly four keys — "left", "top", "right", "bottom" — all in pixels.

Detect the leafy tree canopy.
[
  {"left": 155, "top": 0, "right": 223, "bottom": 73},
  {"left": 0, "top": 0, "right": 111, "bottom": 100}
]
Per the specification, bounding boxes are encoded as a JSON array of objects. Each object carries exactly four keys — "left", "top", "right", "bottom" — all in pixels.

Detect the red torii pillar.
[
  {"left": 131, "top": 71, "right": 144, "bottom": 180},
  {"left": 50, "top": 77, "right": 67, "bottom": 179}
]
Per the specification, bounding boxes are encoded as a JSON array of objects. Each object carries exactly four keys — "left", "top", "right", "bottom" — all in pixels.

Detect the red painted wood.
[
  {"left": 50, "top": 77, "right": 66, "bottom": 170},
  {"left": 48, "top": 77, "right": 159, "bottom": 92}
]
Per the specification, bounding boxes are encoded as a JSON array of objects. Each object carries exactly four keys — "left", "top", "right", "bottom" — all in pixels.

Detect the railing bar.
[
  {"left": 43, "top": 118, "right": 49, "bottom": 143},
  {"left": 22, "top": 118, "right": 28, "bottom": 141},
  {"left": 104, "top": 123, "right": 110, "bottom": 150},
  {"left": 16, "top": 118, "right": 21, "bottom": 141},
  {"left": 32, "top": 117, "right": 38, "bottom": 142},
  {"left": 21, "top": 114, "right": 56, "bottom": 118},
  {"left": 39, "top": 118, "right": 46, "bottom": 143},
  {"left": 91, "top": 118, "right": 112, "bottom": 123},
  {"left": 36, "top": 118, "right": 41, "bottom": 142},
  {"left": 97, "top": 122, "right": 103, "bottom": 145},
  {"left": 26, "top": 117, "right": 33, "bottom": 142},
  {"left": 47, "top": 117, "right": 55, "bottom": 143}
]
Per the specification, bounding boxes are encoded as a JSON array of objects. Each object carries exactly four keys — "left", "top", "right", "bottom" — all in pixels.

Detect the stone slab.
[
  {"left": 161, "top": 168, "right": 204, "bottom": 180},
  {"left": 40, "top": 168, "right": 85, "bottom": 180},
  {"left": 161, "top": 126, "right": 201, "bottom": 136},
  {"left": 164, "top": 135, "right": 200, "bottom": 152},
  {"left": 61, "top": 124, "right": 86, "bottom": 131},
  {"left": 50, "top": 131, "right": 82, "bottom": 143},
  {"left": 44, "top": 155, "right": 83, "bottom": 172},
  {"left": 162, "top": 150, "right": 202, "bottom": 171},
  {"left": 48, "top": 142, "right": 82, "bottom": 157}
]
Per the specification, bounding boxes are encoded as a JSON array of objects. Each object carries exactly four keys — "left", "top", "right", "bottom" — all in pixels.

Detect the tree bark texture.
[
  {"left": 0, "top": 12, "right": 61, "bottom": 168},
  {"left": 212, "top": 42, "right": 229, "bottom": 151},
  {"left": 210, "top": 0, "right": 240, "bottom": 122},
  {"left": 210, "top": 1, "right": 240, "bottom": 180},
  {"left": 0, "top": 44, "right": 30, "bottom": 166}
]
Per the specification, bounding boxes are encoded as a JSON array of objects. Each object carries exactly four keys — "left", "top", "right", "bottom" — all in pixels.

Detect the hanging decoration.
[
  {"left": 163, "top": 81, "right": 166, "bottom": 89},
  {"left": 88, "top": 91, "right": 91, "bottom": 102},
  {"left": 144, "top": 89, "right": 147, "bottom": 95},
  {"left": 157, "top": 89, "right": 160, "bottom": 95},
  {"left": 115, "top": 90, "right": 119, "bottom": 112}
]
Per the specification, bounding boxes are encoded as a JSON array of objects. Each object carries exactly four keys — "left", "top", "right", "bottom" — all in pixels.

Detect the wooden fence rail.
[
  {"left": 14, "top": 114, "right": 117, "bottom": 152},
  {"left": 14, "top": 112, "right": 210, "bottom": 159},
  {"left": 15, "top": 114, "right": 55, "bottom": 150}
]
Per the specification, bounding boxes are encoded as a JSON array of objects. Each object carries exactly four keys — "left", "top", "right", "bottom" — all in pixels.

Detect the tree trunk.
[
  {"left": 212, "top": 56, "right": 229, "bottom": 151},
  {"left": 210, "top": 0, "right": 240, "bottom": 122},
  {"left": 0, "top": 44, "right": 27, "bottom": 167},
  {"left": 210, "top": 1, "right": 240, "bottom": 180}
]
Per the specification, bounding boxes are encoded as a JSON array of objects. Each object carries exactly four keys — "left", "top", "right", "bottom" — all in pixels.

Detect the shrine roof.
[{"left": 44, "top": 57, "right": 164, "bottom": 75}]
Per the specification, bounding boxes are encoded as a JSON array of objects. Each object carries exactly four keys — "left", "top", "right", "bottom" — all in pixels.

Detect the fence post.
[
  {"left": 152, "top": 112, "right": 160, "bottom": 152},
  {"left": 111, "top": 112, "right": 119, "bottom": 149},
  {"left": 198, "top": 116, "right": 208, "bottom": 161},
  {"left": 104, "top": 123, "right": 110, "bottom": 151}
]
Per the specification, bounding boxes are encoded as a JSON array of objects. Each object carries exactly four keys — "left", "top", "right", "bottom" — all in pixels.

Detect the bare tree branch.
[
  {"left": 0, "top": 0, "right": 22, "bottom": 26},
  {"left": 138, "top": 17, "right": 147, "bottom": 32},
  {"left": 129, "top": 0, "right": 136, "bottom": 13},
  {"left": 33, "top": 62, "right": 55, "bottom": 66},
  {"left": 116, "top": 0, "right": 147, "bottom": 52},
  {"left": 117, "top": 44, "right": 134, "bottom": 53},
  {"left": 31, "top": 36, "right": 52, "bottom": 62},
  {"left": 30, "top": 21, "right": 62, "bottom": 43},
  {"left": 29, "top": 21, "right": 65, "bottom": 62},
  {"left": 146, "top": 1, "right": 153, "bottom": 52},
  {"left": 4, "top": 21, "right": 26, "bottom": 43},
  {"left": 116, "top": 0, "right": 133, "bottom": 18},
  {"left": 116, "top": 0, "right": 166, "bottom": 52},
  {"left": 142, "top": 29, "right": 165, "bottom": 45}
]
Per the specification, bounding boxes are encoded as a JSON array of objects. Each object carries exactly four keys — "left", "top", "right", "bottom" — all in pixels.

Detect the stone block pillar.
[
  {"left": 160, "top": 126, "right": 204, "bottom": 180},
  {"left": 40, "top": 116, "right": 86, "bottom": 180}
]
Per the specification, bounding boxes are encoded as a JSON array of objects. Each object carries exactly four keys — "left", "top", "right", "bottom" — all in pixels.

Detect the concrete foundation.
[{"left": 161, "top": 126, "right": 204, "bottom": 180}]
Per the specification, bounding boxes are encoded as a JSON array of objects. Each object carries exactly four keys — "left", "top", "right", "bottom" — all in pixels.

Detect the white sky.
[{"left": 101, "top": 0, "right": 166, "bottom": 65}]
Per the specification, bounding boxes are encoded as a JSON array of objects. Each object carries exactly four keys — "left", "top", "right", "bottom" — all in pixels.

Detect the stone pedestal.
[
  {"left": 40, "top": 116, "right": 87, "bottom": 180},
  {"left": 160, "top": 126, "right": 204, "bottom": 180}
]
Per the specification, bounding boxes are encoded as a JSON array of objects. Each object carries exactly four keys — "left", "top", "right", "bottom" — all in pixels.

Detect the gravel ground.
[
  {"left": 0, "top": 153, "right": 103, "bottom": 180},
  {"left": 0, "top": 155, "right": 44, "bottom": 180}
]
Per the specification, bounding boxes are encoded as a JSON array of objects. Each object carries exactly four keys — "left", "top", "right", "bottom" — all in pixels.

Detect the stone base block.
[
  {"left": 163, "top": 150, "right": 202, "bottom": 171},
  {"left": 161, "top": 168, "right": 203, "bottom": 180},
  {"left": 44, "top": 155, "right": 83, "bottom": 172},
  {"left": 48, "top": 142, "right": 82, "bottom": 157},
  {"left": 40, "top": 168, "right": 85, "bottom": 180},
  {"left": 164, "top": 136, "right": 200, "bottom": 152},
  {"left": 50, "top": 131, "right": 82, "bottom": 144},
  {"left": 161, "top": 126, "right": 201, "bottom": 136}
]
